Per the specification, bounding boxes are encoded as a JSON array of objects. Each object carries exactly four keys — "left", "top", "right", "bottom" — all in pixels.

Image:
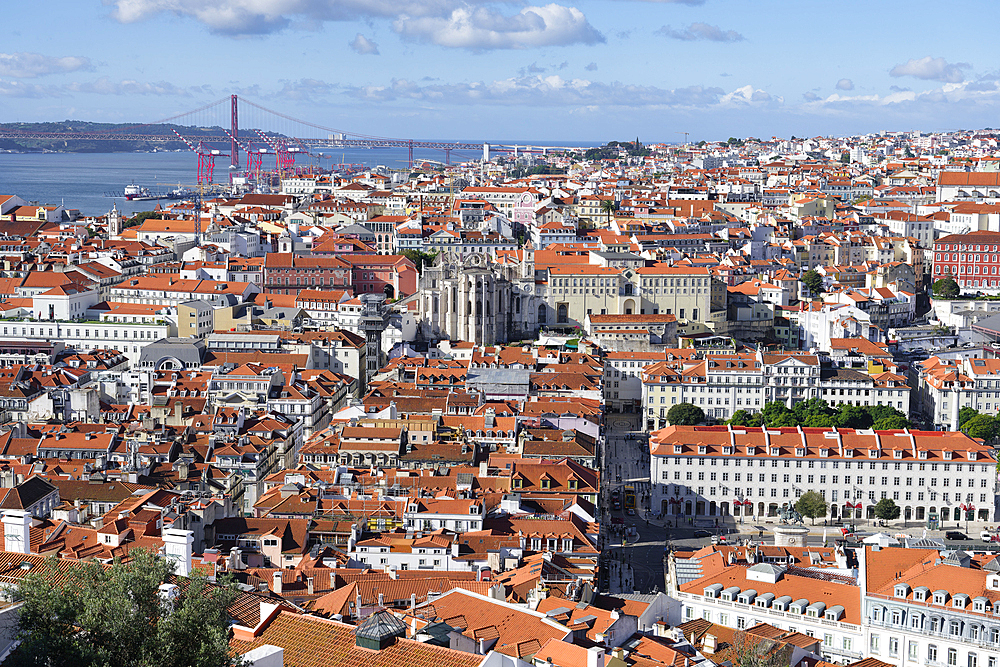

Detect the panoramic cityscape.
[{"left": 4, "top": 2, "right": 1000, "bottom": 667}]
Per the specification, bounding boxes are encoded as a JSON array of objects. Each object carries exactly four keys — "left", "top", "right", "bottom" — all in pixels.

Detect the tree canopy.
[
  {"left": 400, "top": 249, "right": 439, "bottom": 273},
  {"left": 801, "top": 270, "right": 824, "bottom": 295},
  {"left": 932, "top": 277, "right": 960, "bottom": 298},
  {"left": 9, "top": 549, "right": 240, "bottom": 667},
  {"left": 873, "top": 498, "right": 901, "bottom": 521},
  {"left": 667, "top": 402, "right": 705, "bottom": 426},
  {"left": 959, "top": 406, "right": 979, "bottom": 428},
  {"left": 794, "top": 491, "right": 828, "bottom": 524},
  {"left": 963, "top": 413, "right": 1000, "bottom": 442},
  {"left": 727, "top": 399, "right": 910, "bottom": 431},
  {"left": 123, "top": 210, "right": 161, "bottom": 230}
]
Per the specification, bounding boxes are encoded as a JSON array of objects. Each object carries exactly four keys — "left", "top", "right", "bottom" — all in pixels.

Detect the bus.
[{"left": 623, "top": 485, "right": 636, "bottom": 510}]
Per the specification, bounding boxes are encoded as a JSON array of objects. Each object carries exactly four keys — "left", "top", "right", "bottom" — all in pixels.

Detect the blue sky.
[{"left": 2, "top": 0, "right": 1000, "bottom": 142}]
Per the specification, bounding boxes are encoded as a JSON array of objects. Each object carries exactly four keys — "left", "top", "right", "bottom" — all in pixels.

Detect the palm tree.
[{"left": 600, "top": 199, "right": 616, "bottom": 226}]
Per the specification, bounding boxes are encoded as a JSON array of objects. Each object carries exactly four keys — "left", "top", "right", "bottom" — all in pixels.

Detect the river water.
[
  {"left": 0, "top": 148, "right": 462, "bottom": 217},
  {"left": 0, "top": 140, "right": 594, "bottom": 217}
]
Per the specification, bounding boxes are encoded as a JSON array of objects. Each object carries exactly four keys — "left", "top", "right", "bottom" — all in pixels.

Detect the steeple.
[{"left": 108, "top": 201, "right": 123, "bottom": 238}]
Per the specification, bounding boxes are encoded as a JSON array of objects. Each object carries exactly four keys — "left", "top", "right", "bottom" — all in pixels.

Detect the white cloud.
[
  {"left": 0, "top": 79, "right": 64, "bottom": 98},
  {"left": 65, "top": 77, "right": 195, "bottom": 95},
  {"left": 107, "top": 0, "right": 603, "bottom": 48},
  {"left": 346, "top": 75, "right": 738, "bottom": 109},
  {"left": 393, "top": 4, "right": 604, "bottom": 49},
  {"left": 836, "top": 78, "right": 854, "bottom": 91},
  {"left": 349, "top": 33, "right": 379, "bottom": 55},
  {"left": 657, "top": 22, "right": 744, "bottom": 42},
  {"left": 890, "top": 56, "right": 970, "bottom": 83},
  {"left": 585, "top": 62, "right": 598, "bottom": 71},
  {"left": 718, "top": 84, "right": 780, "bottom": 106},
  {"left": 272, "top": 78, "right": 336, "bottom": 101},
  {"left": 0, "top": 52, "right": 93, "bottom": 78}
]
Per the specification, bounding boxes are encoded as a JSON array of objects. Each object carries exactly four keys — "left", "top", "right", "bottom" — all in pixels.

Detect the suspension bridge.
[{"left": 0, "top": 95, "right": 589, "bottom": 185}]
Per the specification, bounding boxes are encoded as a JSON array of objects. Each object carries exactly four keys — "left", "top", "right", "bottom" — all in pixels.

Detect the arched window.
[{"left": 538, "top": 304, "right": 547, "bottom": 323}]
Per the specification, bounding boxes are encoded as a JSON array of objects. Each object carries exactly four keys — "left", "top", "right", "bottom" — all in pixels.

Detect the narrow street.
[{"left": 599, "top": 413, "right": 664, "bottom": 594}]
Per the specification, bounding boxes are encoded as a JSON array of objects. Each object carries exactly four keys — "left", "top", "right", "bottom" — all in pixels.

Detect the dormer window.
[
  {"left": 943, "top": 451, "right": 953, "bottom": 460},
  {"left": 868, "top": 449, "right": 879, "bottom": 459},
  {"left": 913, "top": 587, "right": 929, "bottom": 602},
  {"left": 820, "top": 449, "right": 829, "bottom": 458},
  {"left": 893, "top": 450, "right": 903, "bottom": 459},
  {"left": 796, "top": 448, "right": 806, "bottom": 457},
  {"left": 674, "top": 445, "right": 683, "bottom": 454},
  {"left": 933, "top": 591, "right": 948, "bottom": 605},
  {"left": 698, "top": 446, "right": 707, "bottom": 455},
  {"left": 895, "top": 584, "right": 911, "bottom": 599},
  {"left": 747, "top": 447, "right": 756, "bottom": 456},
  {"left": 918, "top": 451, "right": 928, "bottom": 459},
  {"left": 723, "top": 447, "right": 733, "bottom": 455},
  {"left": 844, "top": 449, "right": 853, "bottom": 458},
  {"left": 769, "top": 448, "right": 778, "bottom": 456},
  {"left": 953, "top": 594, "right": 969, "bottom": 609},
  {"left": 967, "top": 451, "right": 977, "bottom": 461}
]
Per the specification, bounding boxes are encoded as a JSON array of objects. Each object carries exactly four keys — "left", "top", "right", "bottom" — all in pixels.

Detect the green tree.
[
  {"left": 770, "top": 412, "right": 801, "bottom": 428},
  {"left": 794, "top": 491, "right": 829, "bottom": 525},
  {"left": 837, "top": 404, "right": 873, "bottom": 429},
  {"left": 801, "top": 269, "right": 824, "bottom": 295},
  {"left": 932, "top": 277, "right": 960, "bottom": 298},
  {"left": 600, "top": 199, "right": 617, "bottom": 226},
  {"left": 123, "top": 210, "right": 162, "bottom": 230},
  {"left": 840, "top": 152, "right": 850, "bottom": 164},
  {"left": 727, "top": 410, "right": 752, "bottom": 426},
  {"left": 400, "top": 249, "right": 439, "bottom": 273},
  {"left": 873, "top": 415, "right": 910, "bottom": 430},
  {"left": 963, "top": 414, "right": 1000, "bottom": 442},
  {"left": 9, "top": 549, "right": 241, "bottom": 667},
  {"left": 959, "top": 406, "right": 979, "bottom": 428},
  {"left": 866, "top": 404, "right": 908, "bottom": 424},
  {"left": 761, "top": 401, "right": 794, "bottom": 427},
  {"left": 667, "top": 402, "right": 705, "bottom": 425},
  {"left": 793, "top": 398, "right": 833, "bottom": 421},
  {"left": 804, "top": 414, "right": 836, "bottom": 428},
  {"left": 873, "top": 497, "right": 901, "bottom": 522}
]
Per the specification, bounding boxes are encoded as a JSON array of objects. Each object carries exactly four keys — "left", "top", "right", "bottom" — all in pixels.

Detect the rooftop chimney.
[
  {"left": 272, "top": 571, "right": 283, "bottom": 596},
  {"left": 2, "top": 510, "right": 32, "bottom": 554},
  {"left": 162, "top": 528, "right": 194, "bottom": 577}
]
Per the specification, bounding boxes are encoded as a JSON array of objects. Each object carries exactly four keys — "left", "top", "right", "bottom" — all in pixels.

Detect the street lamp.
[{"left": 961, "top": 503, "right": 976, "bottom": 533}]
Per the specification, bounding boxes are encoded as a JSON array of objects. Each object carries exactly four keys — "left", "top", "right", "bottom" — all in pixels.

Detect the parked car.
[
  {"left": 693, "top": 529, "right": 712, "bottom": 538},
  {"left": 946, "top": 531, "right": 970, "bottom": 541},
  {"left": 625, "top": 508, "right": 636, "bottom": 516},
  {"left": 982, "top": 531, "right": 995, "bottom": 543}
]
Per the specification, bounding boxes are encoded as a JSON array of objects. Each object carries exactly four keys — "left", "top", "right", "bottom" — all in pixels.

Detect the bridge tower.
[
  {"left": 230, "top": 94, "right": 239, "bottom": 177},
  {"left": 359, "top": 294, "right": 389, "bottom": 395}
]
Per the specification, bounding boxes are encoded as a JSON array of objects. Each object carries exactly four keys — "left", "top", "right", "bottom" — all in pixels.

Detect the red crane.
[{"left": 171, "top": 129, "right": 227, "bottom": 185}]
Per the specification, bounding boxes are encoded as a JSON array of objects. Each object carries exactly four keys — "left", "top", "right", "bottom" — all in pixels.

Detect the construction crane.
[
  {"left": 171, "top": 129, "right": 228, "bottom": 185},
  {"left": 675, "top": 131, "right": 690, "bottom": 146}
]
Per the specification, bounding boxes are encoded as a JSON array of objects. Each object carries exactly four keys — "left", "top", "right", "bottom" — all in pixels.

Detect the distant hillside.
[{"left": 0, "top": 120, "right": 239, "bottom": 153}]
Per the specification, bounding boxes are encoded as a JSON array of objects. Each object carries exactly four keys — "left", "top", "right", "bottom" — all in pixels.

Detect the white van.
[{"left": 981, "top": 531, "right": 994, "bottom": 543}]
